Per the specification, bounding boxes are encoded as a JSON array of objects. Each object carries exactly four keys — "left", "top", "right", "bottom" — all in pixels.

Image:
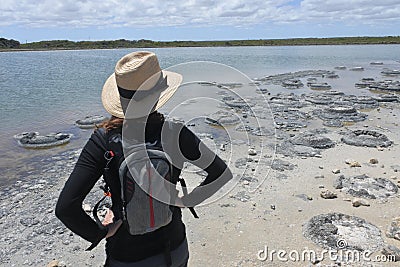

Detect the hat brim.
[{"left": 102, "top": 70, "right": 183, "bottom": 119}]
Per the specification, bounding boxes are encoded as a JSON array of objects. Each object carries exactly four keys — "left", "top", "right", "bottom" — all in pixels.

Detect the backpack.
[{"left": 91, "top": 124, "right": 198, "bottom": 236}]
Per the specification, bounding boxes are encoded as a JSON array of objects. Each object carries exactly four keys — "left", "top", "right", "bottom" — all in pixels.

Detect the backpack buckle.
[{"left": 104, "top": 150, "right": 115, "bottom": 170}]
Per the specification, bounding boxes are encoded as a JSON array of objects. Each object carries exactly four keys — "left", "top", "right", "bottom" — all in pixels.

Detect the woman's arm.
[
  {"left": 178, "top": 126, "right": 233, "bottom": 207},
  {"left": 55, "top": 130, "right": 108, "bottom": 244}
]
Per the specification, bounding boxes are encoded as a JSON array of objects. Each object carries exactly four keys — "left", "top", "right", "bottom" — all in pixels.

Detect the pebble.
[
  {"left": 369, "top": 158, "right": 379, "bottom": 164},
  {"left": 352, "top": 198, "right": 370, "bottom": 207},
  {"left": 345, "top": 159, "right": 361, "bottom": 167},
  {"left": 47, "top": 260, "right": 59, "bottom": 267},
  {"left": 82, "top": 204, "right": 91, "bottom": 212},
  {"left": 349, "top": 161, "right": 361, "bottom": 167},
  {"left": 332, "top": 169, "right": 340, "bottom": 174},
  {"left": 248, "top": 148, "right": 257, "bottom": 156},
  {"left": 320, "top": 190, "right": 337, "bottom": 199}
]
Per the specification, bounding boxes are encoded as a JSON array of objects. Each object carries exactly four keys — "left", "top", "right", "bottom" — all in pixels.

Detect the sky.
[{"left": 1, "top": 0, "right": 399, "bottom": 42}]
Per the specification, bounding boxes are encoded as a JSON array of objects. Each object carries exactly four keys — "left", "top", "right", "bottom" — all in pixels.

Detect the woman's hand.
[
  {"left": 102, "top": 208, "right": 115, "bottom": 226},
  {"left": 102, "top": 209, "right": 122, "bottom": 239}
]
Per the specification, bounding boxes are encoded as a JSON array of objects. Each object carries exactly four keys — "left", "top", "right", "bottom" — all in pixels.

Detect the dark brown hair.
[
  {"left": 98, "top": 116, "right": 124, "bottom": 132},
  {"left": 98, "top": 112, "right": 165, "bottom": 132}
]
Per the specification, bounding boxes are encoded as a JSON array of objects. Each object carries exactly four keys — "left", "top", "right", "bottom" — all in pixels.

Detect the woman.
[{"left": 55, "top": 51, "right": 232, "bottom": 266}]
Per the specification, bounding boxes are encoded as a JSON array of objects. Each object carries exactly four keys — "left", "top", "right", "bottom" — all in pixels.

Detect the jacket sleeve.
[
  {"left": 55, "top": 130, "right": 108, "bottom": 245},
  {"left": 178, "top": 126, "right": 233, "bottom": 207}
]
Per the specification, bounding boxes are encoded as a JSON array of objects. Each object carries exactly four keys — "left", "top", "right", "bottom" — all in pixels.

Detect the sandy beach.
[{"left": 1, "top": 64, "right": 400, "bottom": 267}]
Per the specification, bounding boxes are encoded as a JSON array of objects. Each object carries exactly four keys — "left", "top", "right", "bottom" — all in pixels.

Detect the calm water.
[{"left": 1, "top": 45, "right": 399, "bottom": 185}]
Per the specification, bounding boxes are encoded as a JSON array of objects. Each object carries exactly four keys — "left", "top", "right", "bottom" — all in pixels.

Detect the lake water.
[{"left": 0, "top": 45, "right": 399, "bottom": 186}]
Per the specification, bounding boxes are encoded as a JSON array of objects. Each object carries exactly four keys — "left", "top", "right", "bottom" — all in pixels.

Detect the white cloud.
[{"left": 0, "top": 0, "right": 399, "bottom": 28}]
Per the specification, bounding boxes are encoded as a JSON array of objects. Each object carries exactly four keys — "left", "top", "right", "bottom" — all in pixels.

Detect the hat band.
[{"left": 118, "top": 75, "right": 168, "bottom": 101}]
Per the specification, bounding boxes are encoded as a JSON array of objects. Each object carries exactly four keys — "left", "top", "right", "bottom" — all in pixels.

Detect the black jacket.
[{"left": 55, "top": 119, "right": 230, "bottom": 262}]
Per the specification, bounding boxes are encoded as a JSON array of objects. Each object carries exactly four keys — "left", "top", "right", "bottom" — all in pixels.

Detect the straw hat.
[{"left": 102, "top": 51, "right": 182, "bottom": 119}]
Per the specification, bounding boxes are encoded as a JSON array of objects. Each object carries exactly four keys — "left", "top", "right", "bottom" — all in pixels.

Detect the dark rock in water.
[
  {"left": 368, "top": 79, "right": 400, "bottom": 91},
  {"left": 271, "top": 159, "right": 296, "bottom": 171},
  {"left": 14, "top": 132, "right": 73, "bottom": 149},
  {"left": 259, "top": 70, "right": 334, "bottom": 84},
  {"left": 75, "top": 115, "right": 107, "bottom": 129},
  {"left": 323, "top": 73, "right": 339, "bottom": 79},
  {"left": 222, "top": 97, "right": 252, "bottom": 110},
  {"left": 381, "top": 69, "right": 400, "bottom": 76},
  {"left": 355, "top": 77, "right": 375, "bottom": 88},
  {"left": 290, "top": 131, "right": 335, "bottom": 149},
  {"left": 341, "top": 130, "right": 393, "bottom": 147},
  {"left": 349, "top": 66, "right": 364, "bottom": 71},
  {"left": 333, "top": 174, "right": 398, "bottom": 199},
  {"left": 282, "top": 79, "right": 303, "bottom": 88},
  {"left": 322, "top": 90, "right": 345, "bottom": 96},
  {"left": 13, "top": 131, "right": 40, "bottom": 140},
  {"left": 304, "top": 93, "right": 335, "bottom": 105},
  {"left": 307, "top": 82, "right": 332, "bottom": 90},
  {"left": 217, "top": 82, "right": 243, "bottom": 88},
  {"left": 372, "top": 94, "right": 399, "bottom": 102},
  {"left": 303, "top": 213, "right": 384, "bottom": 252}
]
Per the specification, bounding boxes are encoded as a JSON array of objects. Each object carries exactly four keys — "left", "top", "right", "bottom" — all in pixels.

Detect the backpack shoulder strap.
[
  {"left": 163, "top": 120, "right": 199, "bottom": 219},
  {"left": 87, "top": 128, "right": 121, "bottom": 251}
]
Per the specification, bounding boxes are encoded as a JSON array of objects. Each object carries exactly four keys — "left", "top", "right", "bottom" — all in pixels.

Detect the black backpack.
[{"left": 91, "top": 125, "right": 198, "bottom": 234}]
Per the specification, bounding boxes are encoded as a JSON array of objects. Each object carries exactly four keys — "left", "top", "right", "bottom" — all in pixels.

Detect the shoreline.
[
  {"left": 2, "top": 43, "right": 400, "bottom": 53},
  {"left": 1, "top": 36, "right": 400, "bottom": 53},
  {"left": 1, "top": 63, "right": 400, "bottom": 266}
]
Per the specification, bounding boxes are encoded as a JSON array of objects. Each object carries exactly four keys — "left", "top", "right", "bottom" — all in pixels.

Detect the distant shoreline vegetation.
[{"left": 1, "top": 36, "right": 400, "bottom": 51}]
